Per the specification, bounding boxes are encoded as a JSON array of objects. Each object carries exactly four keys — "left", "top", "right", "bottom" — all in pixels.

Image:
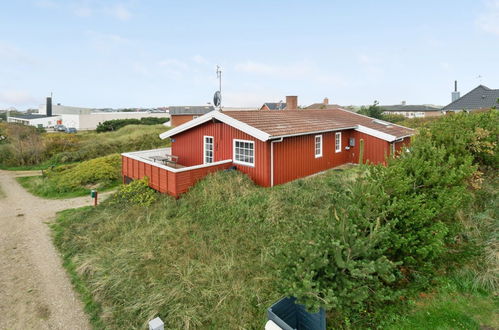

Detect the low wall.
[{"left": 121, "top": 153, "right": 232, "bottom": 197}]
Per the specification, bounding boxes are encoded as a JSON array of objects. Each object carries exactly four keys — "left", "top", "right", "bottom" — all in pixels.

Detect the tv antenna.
[{"left": 213, "top": 65, "right": 222, "bottom": 110}]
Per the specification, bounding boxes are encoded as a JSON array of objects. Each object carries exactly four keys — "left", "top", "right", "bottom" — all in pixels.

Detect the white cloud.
[
  {"left": 108, "top": 3, "right": 132, "bottom": 21},
  {"left": 35, "top": 1, "right": 133, "bottom": 21},
  {"left": 235, "top": 60, "right": 316, "bottom": 77},
  {"left": 0, "top": 42, "right": 39, "bottom": 67},
  {"left": 192, "top": 55, "right": 208, "bottom": 64},
  {"left": 73, "top": 6, "right": 93, "bottom": 17},
  {"left": 477, "top": 0, "right": 499, "bottom": 35},
  {"left": 34, "top": 0, "right": 58, "bottom": 8},
  {"left": 0, "top": 90, "right": 38, "bottom": 106}
]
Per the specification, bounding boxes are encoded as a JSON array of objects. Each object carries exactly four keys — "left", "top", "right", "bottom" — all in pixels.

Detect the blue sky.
[{"left": 1, "top": 0, "right": 498, "bottom": 109}]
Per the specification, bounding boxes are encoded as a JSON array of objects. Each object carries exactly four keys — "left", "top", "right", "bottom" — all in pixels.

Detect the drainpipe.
[{"left": 270, "top": 137, "right": 284, "bottom": 187}]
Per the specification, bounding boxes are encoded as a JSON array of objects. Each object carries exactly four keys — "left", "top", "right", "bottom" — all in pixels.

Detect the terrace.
[{"left": 121, "top": 148, "right": 232, "bottom": 197}]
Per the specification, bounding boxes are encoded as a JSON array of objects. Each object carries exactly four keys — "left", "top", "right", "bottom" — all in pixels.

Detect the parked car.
[
  {"left": 65, "top": 127, "right": 77, "bottom": 134},
  {"left": 54, "top": 124, "right": 66, "bottom": 132}
]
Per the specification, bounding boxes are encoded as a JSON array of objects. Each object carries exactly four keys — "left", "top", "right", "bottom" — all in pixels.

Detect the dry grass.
[{"left": 52, "top": 167, "right": 361, "bottom": 329}]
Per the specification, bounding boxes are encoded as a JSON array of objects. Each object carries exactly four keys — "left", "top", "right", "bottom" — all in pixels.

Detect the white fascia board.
[
  {"left": 159, "top": 111, "right": 271, "bottom": 141},
  {"left": 355, "top": 125, "right": 397, "bottom": 142},
  {"left": 213, "top": 111, "right": 270, "bottom": 141},
  {"left": 159, "top": 111, "right": 216, "bottom": 139}
]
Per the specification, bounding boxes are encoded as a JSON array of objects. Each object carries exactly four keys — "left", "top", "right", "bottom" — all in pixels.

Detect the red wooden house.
[{"left": 122, "top": 108, "right": 414, "bottom": 197}]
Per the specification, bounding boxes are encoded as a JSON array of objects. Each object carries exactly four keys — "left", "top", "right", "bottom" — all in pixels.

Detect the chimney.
[
  {"left": 286, "top": 95, "right": 298, "bottom": 110},
  {"left": 46, "top": 96, "right": 52, "bottom": 116},
  {"left": 451, "top": 80, "right": 460, "bottom": 102},
  {"left": 323, "top": 97, "right": 329, "bottom": 105},
  {"left": 401, "top": 100, "right": 406, "bottom": 106}
]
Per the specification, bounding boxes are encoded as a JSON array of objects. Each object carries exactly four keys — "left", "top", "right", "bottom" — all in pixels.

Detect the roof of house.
[
  {"left": 381, "top": 105, "right": 441, "bottom": 112},
  {"left": 8, "top": 114, "right": 56, "bottom": 120},
  {"left": 262, "top": 102, "right": 286, "bottom": 110},
  {"left": 160, "top": 108, "right": 414, "bottom": 142},
  {"left": 169, "top": 106, "right": 215, "bottom": 115},
  {"left": 442, "top": 85, "right": 499, "bottom": 111},
  {"left": 305, "top": 103, "right": 343, "bottom": 110}
]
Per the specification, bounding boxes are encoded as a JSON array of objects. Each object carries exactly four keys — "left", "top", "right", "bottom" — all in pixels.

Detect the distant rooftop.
[
  {"left": 8, "top": 114, "right": 56, "bottom": 120},
  {"left": 169, "top": 106, "right": 214, "bottom": 115},
  {"left": 381, "top": 104, "right": 441, "bottom": 112},
  {"left": 262, "top": 102, "right": 286, "bottom": 110},
  {"left": 442, "top": 85, "right": 499, "bottom": 111}
]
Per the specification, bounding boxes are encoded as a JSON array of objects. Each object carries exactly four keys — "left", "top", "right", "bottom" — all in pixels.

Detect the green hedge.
[{"left": 96, "top": 117, "right": 169, "bottom": 132}]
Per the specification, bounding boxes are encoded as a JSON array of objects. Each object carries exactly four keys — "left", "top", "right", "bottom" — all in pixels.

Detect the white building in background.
[{"left": 7, "top": 97, "right": 170, "bottom": 130}]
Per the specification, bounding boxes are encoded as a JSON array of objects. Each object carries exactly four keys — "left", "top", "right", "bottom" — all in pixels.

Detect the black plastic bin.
[{"left": 267, "top": 297, "right": 326, "bottom": 330}]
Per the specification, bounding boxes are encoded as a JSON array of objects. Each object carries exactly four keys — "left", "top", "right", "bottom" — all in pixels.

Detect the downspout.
[{"left": 270, "top": 137, "right": 284, "bottom": 187}]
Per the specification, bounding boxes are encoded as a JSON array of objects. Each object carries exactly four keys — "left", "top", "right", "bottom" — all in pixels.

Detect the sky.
[{"left": 1, "top": 0, "right": 499, "bottom": 110}]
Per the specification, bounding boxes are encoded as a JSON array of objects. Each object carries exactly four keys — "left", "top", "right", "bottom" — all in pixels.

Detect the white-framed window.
[
  {"left": 233, "top": 139, "right": 255, "bottom": 166},
  {"left": 314, "top": 135, "right": 322, "bottom": 158},
  {"left": 204, "top": 135, "right": 214, "bottom": 164},
  {"left": 335, "top": 132, "right": 342, "bottom": 153}
]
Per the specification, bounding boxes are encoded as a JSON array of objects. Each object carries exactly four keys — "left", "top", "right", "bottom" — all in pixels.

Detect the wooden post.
[
  {"left": 359, "top": 139, "right": 364, "bottom": 165},
  {"left": 94, "top": 191, "right": 98, "bottom": 207}
]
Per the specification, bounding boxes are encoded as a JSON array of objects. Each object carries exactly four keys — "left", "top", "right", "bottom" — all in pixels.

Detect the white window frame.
[
  {"left": 335, "top": 132, "right": 342, "bottom": 153},
  {"left": 314, "top": 135, "right": 323, "bottom": 158},
  {"left": 203, "top": 135, "right": 214, "bottom": 164},
  {"left": 233, "top": 139, "right": 255, "bottom": 167}
]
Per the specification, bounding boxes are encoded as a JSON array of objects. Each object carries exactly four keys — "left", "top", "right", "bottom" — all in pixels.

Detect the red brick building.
[{"left": 122, "top": 107, "right": 413, "bottom": 197}]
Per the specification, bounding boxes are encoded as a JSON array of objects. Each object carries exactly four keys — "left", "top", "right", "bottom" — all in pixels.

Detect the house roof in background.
[
  {"left": 380, "top": 105, "right": 442, "bottom": 112},
  {"left": 169, "top": 106, "right": 214, "bottom": 115},
  {"left": 161, "top": 108, "right": 414, "bottom": 142},
  {"left": 442, "top": 85, "right": 499, "bottom": 111},
  {"left": 305, "top": 103, "right": 343, "bottom": 110},
  {"left": 263, "top": 102, "right": 286, "bottom": 110},
  {"left": 8, "top": 114, "right": 56, "bottom": 120}
]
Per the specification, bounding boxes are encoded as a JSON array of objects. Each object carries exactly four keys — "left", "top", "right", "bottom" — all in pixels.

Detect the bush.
[
  {"left": 36, "top": 154, "right": 121, "bottom": 194},
  {"left": 96, "top": 117, "right": 169, "bottom": 132},
  {"left": 274, "top": 111, "right": 495, "bottom": 321},
  {"left": 109, "top": 177, "right": 158, "bottom": 207}
]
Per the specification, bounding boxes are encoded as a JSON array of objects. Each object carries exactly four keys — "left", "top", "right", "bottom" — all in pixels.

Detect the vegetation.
[
  {"left": 358, "top": 100, "right": 385, "bottom": 119},
  {"left": 0, "top": 122, "right": 168, "bottom": 168},
  {"left": 17, "top": 154, "right": 121, "bottom": 198},
  {"left": 51, "top": 111, "right": 498, "bottom": 329},
  {"left": 0, "top": 183, "right": 4, "bottom": 198},
  {"left": 96, "top": 117, "right": 169, "bottom": 132}
]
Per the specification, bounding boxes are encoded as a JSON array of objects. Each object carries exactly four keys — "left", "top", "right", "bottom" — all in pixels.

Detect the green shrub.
[
  {"left": 96, "top": 117, "right": 169, "bottom": 132},
  {"left": 109, "top": 177, "right": 158, "bottom": 207}
]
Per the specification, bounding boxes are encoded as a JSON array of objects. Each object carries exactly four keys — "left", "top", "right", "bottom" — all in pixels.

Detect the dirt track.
[{"left": 0, "top": 170, "right": 108, "bottom": 329}]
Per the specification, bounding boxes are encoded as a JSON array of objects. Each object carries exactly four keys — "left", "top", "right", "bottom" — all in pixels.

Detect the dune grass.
[
  {"left": 51, "top": 167, "right": 360, "bottom": 329},
  {"left": 51, "top": 166, "right": 497, "bottom": 329},
  {"left": 384, "top": 273, "right": 498, "bottom": 330},
  {"left": 17, "top": 154, "right": 121, "bottom": 199}
]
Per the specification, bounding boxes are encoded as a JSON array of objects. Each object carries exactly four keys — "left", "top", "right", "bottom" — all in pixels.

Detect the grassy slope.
[
  {"left": 16, "top": 154, "right": 122, "bottom": 199},
  {"left": 51, "top": 167, "right": 497, "bottom": 329},
  {"left": 52, "top": 167, "right": 360, "bottom": 329},
  {"left": 16, "top": 176, "right": 119, "bottom": 199},
  {"left": 0, "top": 124, "right": 169, "bottom": 170}
]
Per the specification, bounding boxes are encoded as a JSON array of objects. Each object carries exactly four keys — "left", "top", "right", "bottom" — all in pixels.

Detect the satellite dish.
[{"left": 213, "top": 90, "right": 221, "bottom": 107}]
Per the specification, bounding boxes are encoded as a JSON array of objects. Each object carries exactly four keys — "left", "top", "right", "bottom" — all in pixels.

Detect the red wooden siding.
[
  {"left": 171, "top": 121, "right": 271, "bottom": 187},
  {"left": 272, "top": 130, "right": 355, "bottom": 185},
  {"left": 121, "top": 155, "right": 232, "bottom": 197},
  {"left": 394, "top": 136, "right": 411, "bottom": 154},
  {"left": 350, "top": 131, "right": 390, "bottom": 165}
]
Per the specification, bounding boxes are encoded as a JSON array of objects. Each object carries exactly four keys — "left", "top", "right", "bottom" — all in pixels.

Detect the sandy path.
[{"left": 0, "top": 170, "right": 111, "bottom": 330}]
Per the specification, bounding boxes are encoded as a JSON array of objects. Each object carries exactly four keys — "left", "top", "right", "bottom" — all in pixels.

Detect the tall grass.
[
  {"left": 17, "top": 154, "right": 121, "bottom": 198},
  {"left": 52, "top": 167, "right": 359, "bottom": 329}
]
